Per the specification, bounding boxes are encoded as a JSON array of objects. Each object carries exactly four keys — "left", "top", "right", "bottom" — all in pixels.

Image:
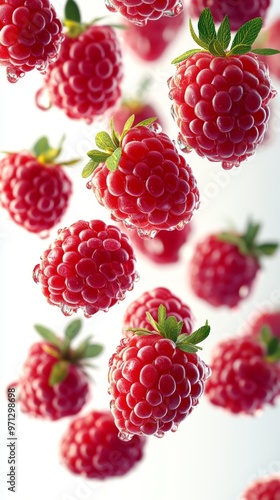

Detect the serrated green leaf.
[
  {"left": 231, "top": 17, "right": 262, "bottom": 51},
  {"left": 198, "top": 7, "right": 217, "bottom": 45},
  {"left": 34, "top": 324, "right": 62, "bottom": 348},
  {"left": 49, "top": 360, "right": 69, "bottom": 386},
  {"left": 189, "top": 18, "right": 209, "bottom": 50},
  {"left": 164, "top": 316, "right": 180, "bottom": 342},
  {"left": 82, "top": 344, "right": 103, "bottom": 358},
  {"left": 81, "top": 159, "right": 99, "bottom": 178},
  {"left": 135, "top": 117, "right": 157, "bottom": 127},
  {"left": 252, "top": 48, "right": 280, "bottom": 55},
  {"left": 121, "top": 114, "right": 135, "bottom": 138},
  {"left": 256, "top": 243, "right": 279, "bottom": 256},
  {"left": 146, "top": 311, "right": 160, "bottom": 332},
  {"left": 171, "top": 48, "right": 205, "bottom": 65},
  {"left": 65, "top": 0, "right": 81, "bottom": 23},
  {"left": 105, "top": 147, "right": 122, "bottom": 171},
  {"left": 65, "top": 319, "right": 82, "bottom": 341},
  {"left": 209, "top": 38, "right": 226, "bottom": 57},
  {"left": 228, "top": 44, "right": 252, "bottom": 55},
  {"left": 217, "top": 15, "right": 231, "bottom": 50},
  {"left": 87, "top": 150, "right": 111, "bottom": 162},
  {"left": 183, "top": 323, "right": 210, "bottom": 346},
  {"left": 95, "top": 131, "right": 116, "bottom": 152},
  {"left": 110, "top": 117, "right": 121, "bottom": 147},
  {"left": 157, "top": 305, "right": 166, "bottom": 325},
  {"left": 176, "top": 344, "right": 199, "bottom": 353},
  {"left": 32, "top": 136, "right": 50, "bottom": 157}
]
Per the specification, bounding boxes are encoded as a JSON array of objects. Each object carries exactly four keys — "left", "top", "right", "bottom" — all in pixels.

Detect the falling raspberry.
[
  {"left": 240, "top": 475, "right": 280, "bottom": 499},
  {"left": 104, "top": 0, "right": 184, "bottom": 26}
]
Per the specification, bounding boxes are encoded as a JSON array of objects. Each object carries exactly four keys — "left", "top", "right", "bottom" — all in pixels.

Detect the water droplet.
[
  {"left": 133, "top": 17, "right": 147, "bottom": 26},
  {"left": 109, "top": 400, "right": 115, "bottom": 411},
  {"left": 165, "top": 0, "right": 183, "bottom": 16},
  {"left": 116, "top": 290, "right": 126, "bottom": 301},
  {"left": 35, "top": 59, "right": 47, "bottom": 73},
  {"left": 86, "top": 180, "right": 92, "bottom": 189},
  {"left": 35, "top": 87, "right": 52, "bottom": 111},
  {"left": 271, "top": 88, "right": 277, "bottom": 99},
  {"left": 154, "top": 430, "right": 165, "bottom": 438},
  {"left": 32, "top": 264, "right": 41, "bottom": 283},
  {"left": 171, "top": 422, "right": 179, "bottom": 433},
  {"left": 221, "top": 160, "right": 240, "bottom": 170},
  {"left": 137, "top": 228, "right": 157, "bottom": 238},
  {"left": 39, "top": 229, "right": 50, "bottom": 240},
  {"left": 167, "top": 76, "right": 172, "bottom": 88},
  {"left": 134, "top": 272, "right": 140, "bottom": 282},
  {"left": 192, "top": 398, "right": 198, "bottom": 407},
  {"left": 170, "top": 104, "right": 177, "bottom": 122},
  {"left": 60, "top": 303, "right": 75, "bottom": 316},
  {"left": 176, "top": 220, "right": 187, "bottom": 231},
  {"left": 148, "top": 122, "right": 162, "bottom": 134},
  {"left": 177, "top": 134, "right": 192, "bottom": 153},
  {"left": 168, "top": 90, "right": 174, "bottom": 100},
  {"left": 118, "top": 430, "right": 133, "bottom": 442},
  {"left": 104, "top": 0, "right": 117, "bottom": 12},
  {"left": 203, "top": 364, "right": 212, "bottom": 381},
  {"left": 6, "top": 66, "right": 24, "bottom": 83}
]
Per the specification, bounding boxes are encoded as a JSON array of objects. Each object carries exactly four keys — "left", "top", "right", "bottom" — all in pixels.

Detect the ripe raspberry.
[
  {"left": 253, "top": 17, "right": 280, "bottom": 81},
  {"left": 108, "top": 305, "right": 211, "bottom": 439},
  {"left": 189, "top": 220, "right": 278, "bottom": 308},
  {"left": 14, "top": 319, "right": 103, "bottom": 420},
  {"left": 249, "top": 311, "right": 280, "bottom": 341},
  {"left": 0, "top": 0, "right": 63, "bottom": 83},
  {"left": 205, "top": 333, "right": 280, "bottom": 415},
  {"left": 83, "top": 115, "right": 200, "bottom": 238},
  {"left": 189, "top": 0, "right": 271, "bottom": 32},
  {"left": 33, "top": 219, "right": 138, "bottom": 317},
  {"left": 168, "top": 8, "right": 279, "bottom": 169},
  {"left": 0, "top": 136, "right": 74, "bottom": 236},
  {"left": 121, "top": 10, "right": 185, "bottom": 61},
  {"left": 240, "top": 476, "right": 280, "bottom": 500},
  {"left": 60, "top": 409, "right": 146, "bottom": 479},
  {"left": 35, "top": 1, "right": 123, "bottom": 123},
  {"left": 105, "top": 0, "right": 183, "bottom": 26},
  {"left": 122, "top": 287, "right": 195, "bottom": 338}
]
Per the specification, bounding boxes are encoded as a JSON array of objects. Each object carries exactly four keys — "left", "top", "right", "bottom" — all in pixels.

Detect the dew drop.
[
  {"left": 171, "top": 422, "right": 179, "bottom": 433},
  {"left": 118, "top": 431, "right": 133, "bottom": 442},
  {"left": 175, "top": 220, "right": 187, "bottom": 230},
  {"left": 39, "top": 230, "right": 50, "bottom": 240},
  {"left": 177, "top": 134, "right": 192, "bottom": 153},
  {"left": 86, "top": 180, "right": 92, "bottom": 189},
  {"left": 170, "top": 104, "right": 177, "bottom": 121},
  {"left": 134, "top": 272, "right": 140, "bottom": 282},
  {"left": 60, "top": 303, "right": 75, "bottom": 316},
  {"left": 32, "top": 264, "right": 41, "bottom": 283},
  {"left": 35, "top": 87, "right": 52, "bottom": 111},
  {"left": 6, "top": 66, "right": 24, "bottom": 83},
  {"left": 133, "top": 17, "right": 147, "bottom": 26},
  {"left": 116, "top": 291, "right": 126, "bottom": 301},
  {"left": 109, "top": 400, "right": 115, "bottom": 410},
  {"left": 203, "top": 364, "right": 212, "bottom": 381},
  {"left": 137, "top": 228, "right": 157, "bottom": 238},
  {"left": 148, "top": 122, "right": 162, "bottom": 134},
  {"left": 154, "top": 430, "right": 165, "bottom": 438},
  {"left": 168, "top": 90, "right": 174, "bottom": 100},
  {"left": 165, "top": 0, "right": 183, "bottom": 16},
  {"left": 35, "top": 59, "right": 47, "bottom": 73},
  {"left": 221, "top": 160, "right": 240, "bottom": 170},
  {"left": 104, "top": 0, "right": 117, "bottom": 12}
]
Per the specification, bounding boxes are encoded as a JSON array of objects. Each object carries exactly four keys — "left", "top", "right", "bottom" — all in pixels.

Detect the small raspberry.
[
  {"left": 14, "top": 319, "right": 103, "bottom": 420},
  {"left": 108, "top": 305, "right": 211, "bottom": 439},
  {"left": 168, "top": 8, "right": 279, "bottom": 169},
  {"left": 0, "top": 136, "right": 75, "bottom": 236},
  {"left": 60, "top": 409, "right": 146, "bottom": 479},
  {"left": 105, "top": 0, "right": 183, "bottom": 26},
  {"left": 33, "top": 219, "right": 138, "bottom": 317},
  {"left": 240, "top": 476, "right": 280, "bottom": 500},
  {"left": 0, "top": 0, "right": 64, "bottom": 82},
  {"left": 83, "top": 115, "right": 200, "bottom": 238},
  {"left": 189, "top": 220, "right": 278, "bottom": 308},
  {"left": 122, "top": 287, "right": 195, "bottom": 338}
]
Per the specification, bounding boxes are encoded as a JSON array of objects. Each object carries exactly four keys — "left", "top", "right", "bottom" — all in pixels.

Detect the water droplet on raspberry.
[
  {"left": 170, "top": 104, "right": 177, "bottom": 121},
  {"left": 35, "top": 60, "right": 48, "bottom": 73},
  {"left": 168, "top": 90, "right": 175, "bottom": 100},
  {"left": 6, "top": 66, "right": 24, "bottom": 83},
  {"left": 148, "top": 122, "right": 162, "bottom": 134},
  {"left": 39, "top": 230, "right": 50, "bottom": 240},
  {"left": 104, "top": 0, "right": 117, "bottom": 12},
  {"left": 171, "top": 422, "right": 179, "bottom": 432},
  {"left": 116, "top": 291, "right": 126, "bottom": 301},
  {"left": 137, "top": 228, "right": 157, "bottom": 238},
  {"left": 134, "top": 272, "right": 140, "bottom": 282},
  {"left": 177, "top": 134, "right": 192, "bottom": 154},
  {"left": 203, "top": 364, "right": 212, "bottom": 381},
  {"left": 35, "top": 87, "right": 52, "bottom": 111},
  {"left": 154, "top": 430, "right": 165, "bottom": 438},
  {"left": 118, "top": 431, "right": 133, "bottom": 442},
  {"left": 60, "top": 303, "right": 75, "bottom": 316},
  {"left": 32, "top": 264, "right": 41, "bottom": 283},
  {"left": 165, "top": 0, "right": 183, "bottom": 16},
  {"left": 86, "top": 180, "right": 92, "bottom": 190},
  {"left": 221, "top": 160, "right": 240, "bottom": 170},
  {"left": 176, "top": 221, "right": 187, "bottom": 231}
]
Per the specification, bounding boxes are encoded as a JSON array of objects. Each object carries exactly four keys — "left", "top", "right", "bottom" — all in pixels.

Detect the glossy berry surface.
[
  {"left": 60, "top": 409, "right": 146, "bottom": 479},
  {"left": 122, "top": 287, "right": 195, "bottom": 338},
  {"left": 36, "top": 25, "right": 123, "bottom": 123},
  {"left": 205, "top": 336, "right": 280, "bottom": 415},
  {"left": 189, "top": 0, "right": 271, "bottom": 32},
  {"left": 108, "top": 334, "right": 210, "bottom": 438},
  {"left": 0, "top": 0, "right": 64, "bottom": 83},
  {"left": 189, "top": 234, "right": 260, "bottom": 308},
  {"left": 17, "top": 342, "right": 90, "bottom": 420},
  {"left": 168, "top": 51, "right": 276, "bottom": 169},
  {"left": 240, "top": 476, "right": 280, "bottom": 500},
  {"left": 0, "top": 152, "right": 72, "bottom": 235},
  {"left": 105, "top": 0, "right": 183, "bottom": 26},
  {"left": 33, "top": 219, "right": 138, "bottom": 317},
  {"left": 90, "top": 125, "right": 200, "bottom": 237}
]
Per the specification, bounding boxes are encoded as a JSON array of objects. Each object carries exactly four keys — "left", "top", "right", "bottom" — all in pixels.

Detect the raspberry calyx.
[
  {"left": 258, "top": 325, "right": 280, "bottom": 364},
  {"left": 26, "top": 135, "right": 80, "bottom": 167}
]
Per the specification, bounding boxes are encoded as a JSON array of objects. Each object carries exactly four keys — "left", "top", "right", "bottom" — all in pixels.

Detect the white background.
[{"left": 1, "top": 1, "right": 280, "bottom": 499}]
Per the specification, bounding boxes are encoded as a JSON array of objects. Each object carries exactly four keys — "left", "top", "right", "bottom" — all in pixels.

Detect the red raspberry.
[
  {"left": 205, "top": 335, "right": 280, "bottom": 415},
  {"left": 33, "top": 219, "right": 138, "bottom": 317},
  {"left": 83, "top": 116, "right": 200, "bottom": 238},
  {"left": 105, "top": 0, "right": 183, "bottom": 26},
  {"left": 189, "top": 221, "right": 278, "bottom": 308},
  {"left": 0, "top": 0, "right": 63, "bottom": 83},
  {"left": 249, "top": 311, "right": 280, "bottom": 341},
  {"left": 168, "top": 8, "right": 278, "bottom": 169},
  {"left": 60, "top": 409, "right": 146, "bottom": 479},
  {"left": 122, "top": 287, "right": 195, "bottom": 338},
  {"left": 254, "top": 17, "right": 280, "bottom": 81},
  {"left": 121, "top": 10, "right": 185, "bottom": 61},
  {"left": 108, "top": 305, "right": 211, "bottom": 439},
  {"left": 14, "top": 319, "right": 103, "bottom": 420},
  {"left": 35, "top": 3, "right": 123, "bottom": 123},
  {"left": 0, "top": 137, "right": 74, "bottom": 236},
  {"left": 189, "top": 0, "right": 270, "bottom": 32},
  {"left": 240, "top": 476, "right": 280, "bottom": 500}
]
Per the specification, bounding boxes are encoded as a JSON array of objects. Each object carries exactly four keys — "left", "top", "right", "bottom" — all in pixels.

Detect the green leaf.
[
  {"left": 81, "top": 344, "right": 104, "bottom": 358},
  {"left": 209, "top": 39, "right": 226, "bottom": 57},
  {"left": 198, "top": 7, "right": 217, "bottom": 46},
  {"left": 146, "top": 311, "right": 161, "bottom": 332},
  {"left": 95, "top": 131, "right": 116, "bottom": 152},
  {"left": 255, "top": 243, "right": 278, "bottom": 256},
  {"left": 65, "top": 319, "right": 82, "bottom": 341},
  {"left": 260, "top": 325, "right": 272, "bottom": 343},
  {"left": 34, "top": 324, "right": 62, "bottom": 348},
  {"left": 105, "top": 147, "right": 122, "bottom": 171},
  {"left": 81, "top": 159, "right": 99, "bottom": 178},
  {"left": 228, "top": 44, "right": 252, "bottom": 55},
  {"left": 171, "top": 48, "right": 204, "bottom": 65},
  {"left": 176, "top": 344, "right": 200, "bottom": 353},
  {"left": 189, "top": 18, "right": 209, "bottom": 50},
  {"left": 32, "top": 136, "right": 50, "bottom": 157},
  {"left": 217, "top": 15, "right": 231, "bottom": 50},
  {"left": 110, "top": 118, "right": 121, "bottom": 147},
  {"left": 49, "top": 360, "right": 69, "bottom": 386},
  {"left": 157, "top": 304, "right": 166, "bottom": 325},
  {"left": 183, "top": 323, "right": 210, "bottom": 346},
  {"left": 252, "top": 48, "right": 280, "bottom": 55},
  {"left": 87, "top": 150, "right": 111, "bottom": 162},
  {"left": 120, "top": 114, "right": 135, "bottom": 139},
  {"left": 72, "top": 335, "right": 92, "bottom": 360},
  {"left": 231, "top": 17, "right": 262, "bottom": 51},
  {"left": 65, "top": 0, "right": 81, "bottom": 23},
  {"left": 60, "top": 158, "right": 81, "bottom": 166},
  {"left": 244, "top": 221, "right": 260, "bottom": 246},
  {"left": 135, "top": 117, "right": 158, "bottom": 127},
  {"left": 164, "top": 316, "right": 181, "bottom": 342},
  {"left": 267, "top": 337, "right": 280, "bottom": 356}
]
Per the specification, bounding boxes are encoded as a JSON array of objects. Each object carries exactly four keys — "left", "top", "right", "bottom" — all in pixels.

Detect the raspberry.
[
  {"left": 189, "top": 0, "right": 271, "bottom": 32},
  {"left": 168, "top": 8, "right": 278, "bottom": 169},
  {"left": 249, "top": 311, "right": 280, "bottom": 341},
  {"left": 83, "top": 116, "right": 200, "bottom": 238},
  {"left": 35, "top": 3, "right": 123, "bottom": 123},
  {"left": 0, "top": 137, "right": 74, "bottom": 236},
  {"left": 240, "top": 476, "right": 280, "bottom": 500},
  {"left": 104, "top": 0, "right": 184, "bottom": 26},
  {"left": 122, "top": 287, "right": 195, "bottom": 338},
  {"left": 60, "top": 409, "right": 146, "bottom": 479},
  {"left": 0, "top": 0, "right": 63, "bottom": 82},
  {"left": 189, "top": 221, "right": 278, "bottom": 308},
  {"left": 205, "top": 335, "right": 280, "bottom": 415},
  {"left": 14, "top": 319, "right": 103, "bottom": 420},
  {"left": 108, "top": 305, "right": 211, "bottom": 439},
  {"left": 33, "top": 219, "right": 138, "bottom": 317},
  {"left": 253, "top": 17, "right": 280, "bottom": 81}
]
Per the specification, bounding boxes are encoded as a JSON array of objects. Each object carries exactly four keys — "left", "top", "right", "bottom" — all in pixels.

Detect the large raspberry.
[
  {"left": 35, "top": 2, "right": 123, "bottom": 123},
  {"left": 240, "top": 476, "right": 280, "bottom": 500},
  {"left": 60, "top": 409, "right": 146, "bottom": 479},
  {"left": 33, "top": 219, "right": 138, "bottom": 317},
  {"left": 14, "top": 319, "right": 103, "bottom": 420},
  {"left": 105, "top": 0, "right": 183, "bottom": 26},
  {"left": 122, "top": 287, "right": 195, "bottom": 338},
  {"left": 168, "top": 8, "right": 278, "bottom": 169},
  {"left": 0, "top": 137, "right": 74, "bottom": 236},
  {"left": 83, "top": 116, "right": 200, "bottom": 238},
  {"left": 189, "top": 0, "right": 271, "bottom": 32},
  {"left": 108, "top": 305, "right": 211, "bottom": 439},
  {"left": 189, "top": 221, "right": 278, "bottom": 308},
  {"left": 0, "top": 0, "right": 63, "bottom": 83},
  {"left": 205, "top": 334, "right": 280, "bottom": 415}
]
